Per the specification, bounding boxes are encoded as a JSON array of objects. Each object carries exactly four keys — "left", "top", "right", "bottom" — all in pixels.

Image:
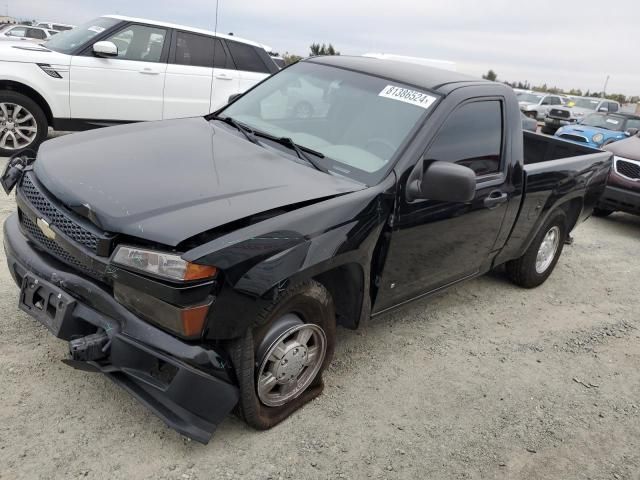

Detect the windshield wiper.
[
  {"left": 212, "top": 116, "right": 263, "bottom": 147},
  {"left": 253, "top": 132, "right": 329, "bottom": 173}
]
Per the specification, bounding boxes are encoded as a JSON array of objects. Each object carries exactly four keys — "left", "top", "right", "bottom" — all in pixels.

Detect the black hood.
[{"left": 34, "top": 118, "right": 364, "bottom": 246}]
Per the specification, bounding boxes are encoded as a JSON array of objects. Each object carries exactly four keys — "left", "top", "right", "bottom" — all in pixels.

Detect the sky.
[{"left": 8, "top": 0, "right": 640, "bottom": 97}]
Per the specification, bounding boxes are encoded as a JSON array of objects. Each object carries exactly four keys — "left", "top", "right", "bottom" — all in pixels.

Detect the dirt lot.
[{"left": 0, "top": 150, "right": 639, "bottom": 479}]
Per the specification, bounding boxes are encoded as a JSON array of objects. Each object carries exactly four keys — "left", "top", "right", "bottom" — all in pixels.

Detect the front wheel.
[
  {"left": 230, "top": 280, "right": 335, "bottom": 430},
  {"left": 0, "top": 91, "right": 48, "bottom": 157},
  {"left": 506, "top": 211, "right": 567, "bottom": 288}
]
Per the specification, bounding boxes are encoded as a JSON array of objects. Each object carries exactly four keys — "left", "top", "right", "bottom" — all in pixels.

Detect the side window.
[
  {"left": 541, "top": 96, "right": 551, "bottom": 105},
  {"left": 175, "top": 31, "right": 214, "bottom": 68},
  {"left": 226, "top": 40, "right": 269, "bottom": 73},
  {"left": 608, "top": 102, "right": 618, "bottom": 113},
  {"left": 426, "top": 100, "right": 503, "bottom": 176},
  {"left": 105, "top": 24, "right": 167, "bottom": 62},
  {"left": 27, "top": 28, "right": 46, "bottom": 40},
  {"left": 550, "top": 96, "right": 561, "bottom": 105},
  {"left": 7, "top": 27, "right": 26, "bottom": 37},
  {"left": 626, "top": 119, "right": 640, "bottom": 130}
]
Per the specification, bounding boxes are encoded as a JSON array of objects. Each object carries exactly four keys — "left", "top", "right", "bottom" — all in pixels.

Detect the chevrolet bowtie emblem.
[{"left": 36, "top": 218, "right": 56, "bottom": 240}]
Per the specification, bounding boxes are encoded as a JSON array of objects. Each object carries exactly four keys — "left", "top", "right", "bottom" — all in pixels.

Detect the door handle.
[
  {"left": 483, "top": 191, "right": 508, "bottom": 209},
  {"left": 215, "top": 74, "right": 232, "bottom": 80},
  {"left": 139, "top": 68, "right": 159, "bottom": 75}
]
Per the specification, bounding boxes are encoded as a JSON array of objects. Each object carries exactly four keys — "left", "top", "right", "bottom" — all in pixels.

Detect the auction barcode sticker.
[{"left": 379, "top": 85, "right": 437, "bottom": 109}]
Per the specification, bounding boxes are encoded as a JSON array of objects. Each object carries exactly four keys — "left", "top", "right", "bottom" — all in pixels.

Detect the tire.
[
  {"left": 229, "top": 280, "right": 335, "bottom": 430},
  {"left": 541, "top": 126, "right": 556, "bottom": 135},
  {"left": 506, "top": 211, "right": 567, "bottom": 288},
  {"left": 592, "top": 207, "right": 614, "bottom": 217},
  {"left": 0, "top": 91, "right": 48, "bottom": 157}
]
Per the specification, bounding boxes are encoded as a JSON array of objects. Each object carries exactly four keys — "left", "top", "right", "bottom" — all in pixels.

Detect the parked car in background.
[
  {"left": 0, "top": 15, "right": 278, "bottom": 156},
  {"left": 35, "top": 22, "right": 75, "bottom": 31},
  {"left": 1, "top": 56, "right": 611, "bottom": 442},
  {"left": 521, "top": 112, "right": 537, "bottom": 132},
  {"left": 517, "top": 92, "right": 565, "bottom": 120},
  {"left": 593, "top": 132, "right": 640, "bottom": 217},
  {"left": 0, "top": 24, "right": 57, "bottom": 42},
  {"left": 554, "top": 112, "right": 640, "bottom": 148},
  {"left": 543, "top": 96, "right": 620, "bottom": 134}
]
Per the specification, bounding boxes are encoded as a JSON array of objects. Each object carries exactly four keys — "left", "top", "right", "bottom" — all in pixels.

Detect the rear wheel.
[
  {"left": 541, "top": 126, "right": 556, "bottom": 134},
  {"left": 506, "top": 211, "right": 567, "bottom": 288},
  {"left": 230, "top": 280, "right": 335, "bottom": 429},
  {"left": 592, "top": 207, "right": 614, "bottom": 217},
  {"left": 0, "top": 91, "right": 48, "bottom": 157}
]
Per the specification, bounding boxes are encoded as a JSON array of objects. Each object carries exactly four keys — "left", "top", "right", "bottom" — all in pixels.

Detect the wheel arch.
[
  {"left": 0, "top": 80, "right": 54, "bottom": 125},
  {"left": 313, "top": 262, "right": 366, "bottom": 330}
]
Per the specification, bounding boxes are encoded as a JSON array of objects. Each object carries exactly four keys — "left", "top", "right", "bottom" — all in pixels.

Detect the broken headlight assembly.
[
  {"left": 112, "top": 245, "right": 217, "bottom": 282},
  {"left": 111, "top": 246, "right": 218, "bottom": 338}
]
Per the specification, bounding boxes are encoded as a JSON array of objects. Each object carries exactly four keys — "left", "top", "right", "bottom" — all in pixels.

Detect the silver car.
[
  {"left": 543, "top": 96, "right": 621, "bottom": 134},
  {"left": 0, "top": 24, "right": 56, "bottom": 42},
  {"left": 518, "top": 92, "right": 566, "bottom": 121}
]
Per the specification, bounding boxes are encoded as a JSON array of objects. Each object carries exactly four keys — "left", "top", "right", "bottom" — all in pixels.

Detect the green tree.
[
  {"left": 482, "top": 69, "right": 497, "bottom": 81},
  {"left": 309, "top": 43, "right": 340, "bottom": 56},
  {"left": 283, "top": 52, "right": 303, "bottom": 65}
]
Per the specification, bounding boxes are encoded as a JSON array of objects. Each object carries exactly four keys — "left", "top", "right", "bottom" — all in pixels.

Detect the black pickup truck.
[{"left": 2, "top": 56, "right": 612, "bottom": 443}]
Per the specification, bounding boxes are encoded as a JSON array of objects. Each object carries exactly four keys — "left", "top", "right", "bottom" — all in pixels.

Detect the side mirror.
[
  {"left": 92, "top": 41, "right": 118, "bottom": 58},
  {"left": 406, "top": 159, "right": 476, "bottom": 203},
  {"left": 227, "top": 93, "right": 242, "bottom": 104},
  {"left": 597, "top": 106, "right": 608, "bottom": 113},
  {"left": 625, "top": 128, "right": 639, "bottom": 137}
]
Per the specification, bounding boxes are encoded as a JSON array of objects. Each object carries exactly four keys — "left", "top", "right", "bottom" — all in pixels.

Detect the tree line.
[{"left": 483, "top": 70, "right": 638, "bottom": 105}]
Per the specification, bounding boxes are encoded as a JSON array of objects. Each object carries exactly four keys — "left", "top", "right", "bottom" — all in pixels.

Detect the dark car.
[
  {"left": 593, "top": 132, "right": 640, "bottom": 217},
  {"left": 1, "top": 56, "right": 612, "bottom": 443}
]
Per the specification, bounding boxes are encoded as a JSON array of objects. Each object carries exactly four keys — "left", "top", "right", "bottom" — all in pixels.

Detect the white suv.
[{"left": 0, "top": 15, "right": 278, "bottom": 156}]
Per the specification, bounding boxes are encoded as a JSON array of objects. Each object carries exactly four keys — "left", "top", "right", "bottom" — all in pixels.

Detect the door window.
[
  {"left": 226, "top": 40, "right": 270, "bottom": 73},
  {"left": 607, "top": 102, "right": 618, "bottom": 112},
  {"left": 27, "top": 28, "right": 47, "bottom": 40},
  {"left": 7, "top": 26, "right": 26, "bottom": 37},
  {"left": 174, "top": 32, "right": 229, "bottom": 69},
  {"left": 426, "top": 100, "right": 503, "bottom": 176},
  {"left": 106, "top": 24, "right": 167, "bottom": 62}
]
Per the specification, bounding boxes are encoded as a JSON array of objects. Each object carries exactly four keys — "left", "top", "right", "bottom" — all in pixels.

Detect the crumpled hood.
[{"left": 34, "top": 117, "right": 364, "bottom": 246}]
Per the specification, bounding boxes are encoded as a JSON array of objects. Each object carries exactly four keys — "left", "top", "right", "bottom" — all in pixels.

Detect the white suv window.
[
  {"left": 106, "top": 24, "right": 167, "bottom": 62},
  {"left": 7, "top": 26, "right": 26, "bottom": 37}
]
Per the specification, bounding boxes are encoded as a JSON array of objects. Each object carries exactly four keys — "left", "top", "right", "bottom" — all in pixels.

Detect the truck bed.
[{"left": 495, "top": 131, "right": 612, "bottom": 265}]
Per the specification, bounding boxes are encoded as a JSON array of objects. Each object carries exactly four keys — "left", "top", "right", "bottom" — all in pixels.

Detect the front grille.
[
  {"left": 549, "top": 108, "right": 571, "bottom": 119},
  {"left": 559, "top": 134, "right": 588, "bottom": 143},
  {"left": 20, "top": 174, "right": 99, "bottom": 253},
  {"left": 615, "top": 159, "right": 640, "bottom": 180},
  {"left": 20, "top": 214, "right": 89, "bottom": 272}
]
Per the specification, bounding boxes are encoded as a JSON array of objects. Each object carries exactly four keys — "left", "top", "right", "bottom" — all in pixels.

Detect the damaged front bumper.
[{"left": 3, "top": 213, "right": 239, "bottom": 443}]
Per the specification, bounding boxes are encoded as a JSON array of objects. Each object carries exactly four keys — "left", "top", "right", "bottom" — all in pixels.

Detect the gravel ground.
[{"left": 0, "top": 143, "right": 639, "bottom": 479}]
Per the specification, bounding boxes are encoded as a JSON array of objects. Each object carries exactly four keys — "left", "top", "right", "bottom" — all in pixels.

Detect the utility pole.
[{"left": 602, "top": 75, "right": 610, "bottom": 98}]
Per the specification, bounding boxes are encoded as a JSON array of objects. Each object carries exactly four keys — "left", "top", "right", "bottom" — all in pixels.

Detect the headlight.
[
  {"left": 592, "top": 133, "right": 604, "bottom": 144},
  {"left": 112, "top": 246, "right": 217, "bottom": 281}
]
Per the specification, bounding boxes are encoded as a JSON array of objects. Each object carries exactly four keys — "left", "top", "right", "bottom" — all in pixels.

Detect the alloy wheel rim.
[
  {"left": 256, "top": 322, "right": 327, "bottom": 407},
  {"left": 535, "top": 226, "right": 560, "bottom": 274},
  {"left": 0, "top": 102, "right": 38, "bottom": 150}
]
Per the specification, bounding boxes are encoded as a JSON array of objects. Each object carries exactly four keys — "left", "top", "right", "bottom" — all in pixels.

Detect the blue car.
[{"left": 555, "top": 112, "right": 640, "bottom": 148}]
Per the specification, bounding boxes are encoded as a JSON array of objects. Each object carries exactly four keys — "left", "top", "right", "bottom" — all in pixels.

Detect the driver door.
[
  {"left": 69, "top": 23, "right": 168, "bottom": 121},
  {"left": 373, "top": 98, "right": 511, "bottom": 313}
]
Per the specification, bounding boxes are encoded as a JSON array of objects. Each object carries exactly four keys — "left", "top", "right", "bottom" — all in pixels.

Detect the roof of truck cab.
[
  {"left": 306, "top": 55, "right": 492, "bottom": 92},
  {"left": 103, "top": 15, "right": 267, "bottom": 49}
]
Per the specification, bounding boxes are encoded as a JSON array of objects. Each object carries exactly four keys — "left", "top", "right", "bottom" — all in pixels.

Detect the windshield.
[
  {"left": 581, "top": 113, "right": 624, "bottom": 131},
  {"left": 219, "top": 61, "right": 437, "bottom": 184},
  {"left": 43, "top": 17, "right": 119, "bottom": 54},
  {"left": 572, "top": 98, "right": 600, "bottom": 110},
  {"left": 517, "top": 93, "right": 543, "bottom": 103}
]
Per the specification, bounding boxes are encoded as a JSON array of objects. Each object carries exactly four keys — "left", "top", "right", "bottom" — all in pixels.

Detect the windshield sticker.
[
  {"left": 379, "top": 85, "right": 436, "bottom": 109},
  {"left": 606, "top": 118, "right": 620, "bottom": 124},
  {"left": 88, "top": 26, "right": 105, "bottom": 33}
]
